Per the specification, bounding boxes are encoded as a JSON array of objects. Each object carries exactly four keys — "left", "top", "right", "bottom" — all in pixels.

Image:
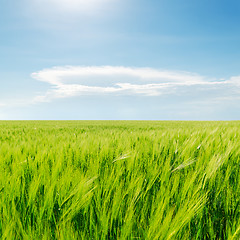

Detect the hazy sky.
[{"left": 1, "top": 0, "right": 240, "bottom": 120}]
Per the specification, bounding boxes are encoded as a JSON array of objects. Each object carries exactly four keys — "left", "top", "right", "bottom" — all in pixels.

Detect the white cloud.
[
  {"left": 32, "top": 66, "right": 205, "bottom": 84},
  {"left": 31, "top": 65, "right": 237, "bottom": 102},
  {"left": 230, "top": 76, "right": 240, "bottom": 85}
]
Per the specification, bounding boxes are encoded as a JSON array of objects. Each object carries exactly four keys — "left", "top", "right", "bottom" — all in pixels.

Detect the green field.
[{"left": 0, "top": 121, "right": 239, "bottom": 239}]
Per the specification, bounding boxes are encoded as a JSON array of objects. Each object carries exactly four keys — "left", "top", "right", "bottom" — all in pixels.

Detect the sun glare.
[{"left": 33, "top": 0, "right": 114, "bottom": 12}]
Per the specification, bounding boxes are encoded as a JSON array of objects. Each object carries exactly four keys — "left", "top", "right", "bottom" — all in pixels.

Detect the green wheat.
[{"left": 0, "top": 121, "right": 239, "bottom": 239}]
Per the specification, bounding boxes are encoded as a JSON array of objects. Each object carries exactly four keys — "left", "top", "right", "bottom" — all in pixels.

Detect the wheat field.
[{"left": 0, "top": 121, "right": 239, "bottom": 239}]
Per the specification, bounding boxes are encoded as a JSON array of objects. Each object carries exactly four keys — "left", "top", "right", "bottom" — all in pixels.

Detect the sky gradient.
[{"left": 1, "top": 0, "right": 240, "bottom": 120}]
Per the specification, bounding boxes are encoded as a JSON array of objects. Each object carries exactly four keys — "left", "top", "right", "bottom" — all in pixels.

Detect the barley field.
[{"left": 0, "top": 121, "right": 239, "bottom": 239}]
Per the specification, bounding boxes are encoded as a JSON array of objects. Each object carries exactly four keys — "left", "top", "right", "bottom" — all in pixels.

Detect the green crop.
[{"left": 0, "top": 121, "right": 239, "bottom": 239}]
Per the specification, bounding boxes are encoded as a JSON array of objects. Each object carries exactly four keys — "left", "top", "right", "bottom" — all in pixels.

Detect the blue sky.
[{"left": 1, "top": 0, "right": 240, "bottom": 120}]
